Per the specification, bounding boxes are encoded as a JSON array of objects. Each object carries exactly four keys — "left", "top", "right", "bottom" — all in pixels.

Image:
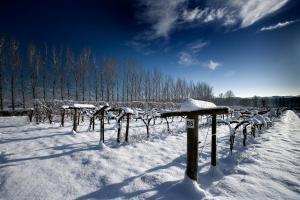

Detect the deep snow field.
[{"left": 0, "top": 110, "right": 300, "bottom": 200}]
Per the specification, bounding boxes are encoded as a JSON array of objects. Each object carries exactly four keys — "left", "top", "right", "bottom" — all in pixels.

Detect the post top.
[
  {"left": 160, "top": 107, "right": 229, "bottom": 117},
  {"left": 161, "top": 98, "right": 228, "bottom": 117}
]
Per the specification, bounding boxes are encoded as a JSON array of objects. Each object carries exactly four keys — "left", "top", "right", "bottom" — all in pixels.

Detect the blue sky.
[{"left": 1, "top": 0, "right": 299, "bottom": 97}]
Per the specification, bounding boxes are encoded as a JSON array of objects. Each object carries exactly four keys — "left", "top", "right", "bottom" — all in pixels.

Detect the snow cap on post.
[
  {"left": 73, "top": 104, "right": 95, "bottom": 109},
  {"left": 124, "top": 107, "right": 134, "bottom": 114},
  {"left": 180, "top": 98, "right": 216, "bottom": 112}
]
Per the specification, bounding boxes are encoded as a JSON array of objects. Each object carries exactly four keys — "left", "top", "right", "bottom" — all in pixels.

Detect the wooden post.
[
  {"left": 100, "top": 110, "right": 105, "bottom": 143},
  {"left": 77, "top": 112, "right": 80, "bottom": 125},
  {"left": 28, "top": 109, "right": 33, "bottom": 122},
  {"left": 117, "top": 113, "right": 125, "bottom": 143},
  {"left": 101, "top": 116, "right": 104, "bottom": 142},
  {"left": 251, "top": 125, "right": 256, "bottom": 137},
  {"left": 125, "top": 114, "right": 130, "bottom": 142},
  {"left": 165, "top": 117, "right": 170, "bottom": 132},
  {"left": 92, "top": 117, "right": 95, "bottom": 131},
  {"left": 243, "top": 126, "right": 247, "bottom": 146},
  {"left": 186, "top": 115, "right": 199, "bottom": 181},
  {"left": 117, "top": 120, "right": 121, "bottom": 143},
  {"left": 211, "top": 114, "right": 217, "bottom": 166},
  {"left": 73, "top": 108, "right": 78, "bottom": 132},
  {"left": 61, "top": 109, "right": 65, "bottom": 127},
  {"left": 160, "top": 107, "right": 229, "bottom": 181}
]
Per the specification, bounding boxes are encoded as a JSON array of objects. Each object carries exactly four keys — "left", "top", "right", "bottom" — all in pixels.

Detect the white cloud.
[
  {"left": 177, "top": 52, "right": 222, "bottom": 71},
  {"left": 177, "top": 40, "right": 208, "bottom": 66},
  {"left": 206, "top": 60, "right": 222, "bottom": 70},
  {"left": 230, "top": 0, "right": 288, "bottom": 28},
  {"left": 178, "top": 52, "right": 198, "bottom": 66},
  {"left": 181, "top": 0, "right": 289, "bottom": 29},
  {"left": 260, "top": 19, "right": 298, "bottom": 32},
  {"left": 134, "top": 0, "right": 289, "bottom": 40},
  {"left": 136, "top": 0, "right": 186, "bottom": 39},
  {"left": 187, "top": 40, "right": 208, "bottom": 54},
  {"left": 182, "top": 7, "right": 236, "bottom": 26}
]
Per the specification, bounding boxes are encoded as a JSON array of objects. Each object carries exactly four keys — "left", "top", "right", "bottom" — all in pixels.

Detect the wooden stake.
[
  {"left": 125, "top": 114, "right": 130, "bottom": 142},
  {"left": 61, "top": 109, "right": 65, "bottom": 127},
  {"left": 73, "top": 108, "right": 78, "bottom": 132},
  {"left": 211, "top": 114, "right": 217, "bottom": 166},
  {"left": 100, "top": 111, "right": 105, "bottom": 143},
  {"left": 186, "top": 115, "right": 199, "bottom": 181}
]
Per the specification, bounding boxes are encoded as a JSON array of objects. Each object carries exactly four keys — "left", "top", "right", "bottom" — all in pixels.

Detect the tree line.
[{"left": 0, "top": 35, "right": 215, "bottom": 111}]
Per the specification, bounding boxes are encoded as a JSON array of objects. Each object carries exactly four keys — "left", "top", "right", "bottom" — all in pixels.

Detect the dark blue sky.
[{"left": 1, "top": 0, "right": 299, "bottom": 97}]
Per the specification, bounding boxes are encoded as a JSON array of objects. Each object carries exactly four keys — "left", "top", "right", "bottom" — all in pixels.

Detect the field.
[{"left": 1, "top": 109, "right": 300, "bottom": 200}]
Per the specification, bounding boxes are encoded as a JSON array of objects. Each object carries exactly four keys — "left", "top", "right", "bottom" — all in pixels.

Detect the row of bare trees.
[{"left": 0, "top": 35, "right": 214, "bottom": 111}]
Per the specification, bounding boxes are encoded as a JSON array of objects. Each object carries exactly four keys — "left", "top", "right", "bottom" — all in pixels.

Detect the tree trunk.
[
  {"left": 11, "top": 74, "right": 15, "bottom": 111},
  {"left": 0, "top": 71, "right": 3, "bottom": 111}
]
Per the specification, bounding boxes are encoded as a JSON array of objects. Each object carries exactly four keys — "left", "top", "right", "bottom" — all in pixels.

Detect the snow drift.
[{"left": 180, "top": 98, "right": 216, "bottom": 112}]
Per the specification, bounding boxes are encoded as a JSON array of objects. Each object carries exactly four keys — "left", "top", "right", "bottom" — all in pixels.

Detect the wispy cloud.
[
  {"left": 205, "top": 60, "right": 222, "bottom": 70},
  {"left": 177, "top": 40, "right": 221, "bottom": 70},
  {"left": 182, "top": 7, "right": 237, "bottom": 26},
  {"left": 260, "top": 19, "right": 298, "bottom": 32},
  {"left": 230, "top": 0, "right": 289, "bottom": 28},
  {"left": 177, "top": 40, "right": 209, "bottom": 66},
  {"left": 178, "top": 52, "right": 198, "bottom": 66},
  {"left": 136, "top": 0, "right": 186, "bottom": 39},
  {"left": 135, "top": 0, "right": 289, "bottom": 40},
  {"left": 177, "top": 52, "right": 222, "bottom": 71},
  {"left": 187, "top": 40, "right": 209, "bottom": 54}
]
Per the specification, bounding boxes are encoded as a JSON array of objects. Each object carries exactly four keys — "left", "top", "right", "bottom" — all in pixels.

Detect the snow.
[
  {"left": 73, "top": 104, "right": 95, "bottom": 109},
  {"left": 62, "top": 105, "right": 69, "bottom": 109},
  {"left": 254, "top": 114, "right": 267, "bottom": 126},
  {"left": 251, "top": 117, "right": 262, "bottom": 125},
  {"left": 0, "top": 110, "right": 300, "bottom": 199},
  {"left": 133, "top": 110, "right": 139, "bottom": 119},
  {"left": 124, "top": 107, "right": 134, "bottom": 114},
  {"left": 180, "top": 98, "right": 216, "bottom": 112}
]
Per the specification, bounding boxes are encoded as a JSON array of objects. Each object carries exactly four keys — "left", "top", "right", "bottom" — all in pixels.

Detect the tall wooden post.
[
  {"left": 61, "top": 109, "right": 65, "bottom": 127},
  {"left": 77, "top": 112, "right": 80, "bottom": 125},
  {"left": 211, "top": 114, "right": 217, "bottom": 166},
  {"left": 100, "top": 110, "right": 105, "bottom": 143},
  {"left": 28, "top": 109, "right": 33, "bottom": 122},
  {"left": 243, "top": 126, "right": 247, "bottom": 146},
  {"left": 125, "top": 114, "right": 130, "bottom": 142},
  {"left": 186, "top": 115, "right": 199, "bottom": 181},
  {"left": 73, "top": 108, "right": 78, "bottom": 132},
  {"left": 92, "top": 117, "right": 95, "bottom": 131}
]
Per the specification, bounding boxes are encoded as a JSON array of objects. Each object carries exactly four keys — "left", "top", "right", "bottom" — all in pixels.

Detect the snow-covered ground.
[{"left": 0, "top": 111, "right": 300, "bottom": 199}]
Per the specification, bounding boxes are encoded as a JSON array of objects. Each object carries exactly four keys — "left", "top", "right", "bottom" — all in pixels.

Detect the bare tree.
[
  {"left": 224, "top": 90, "right": 235, "bottom": 105},
  {"left": 41, "top": 43, "right": 49, "bottom": 100},
  {"left": 102, "top": 56, "right": 118, "bottom": 102},
  {"left": 79, "top": 48, "right": 90, "bottom": 101},
  {"left": 28, "top": 43, "right": 38, "bottom": 100},
  {"left": 58, "top": 46, "right": 65, "bottom": 100},
  {"left": 65, "top": 47, "right": 74, "bottom": 100},
  {"left": 74, "top": 63, "right": 81, "bottom": 101},
  {"left": 19, "top": 54, "right": 26, "bottom": 109},
  {"left": 91, "top": 53, "right": 99, "bottom": 101},
  {"left": 51, "top": 46, "right": 60, "bottom": 99},
  {"left": 9, "top": 38, "right": 20, "bottom": 111},
  {"left": 0, "top": 35, "right": 5, "bottom": 111}
]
